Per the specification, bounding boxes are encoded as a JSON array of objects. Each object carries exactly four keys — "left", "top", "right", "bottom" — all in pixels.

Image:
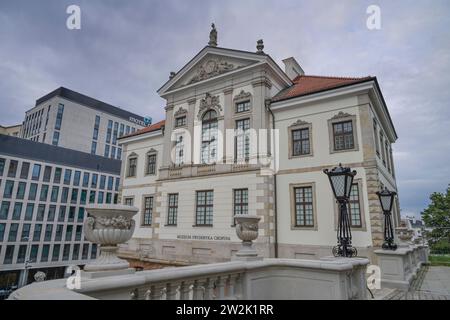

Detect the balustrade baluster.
[
  {"left": 216, "top": 276, "right": 226, "bottom": 300},
  {"left": 192, "top": 279, "right": 204, "bottom": 300},
  {"left": 166, "top": 282, "right": 178, "bottom": 300},
  {"left": 150, "top": 284, "right": 164, "bottom": 300},
  {"left": 204, "top": 278, "right": 215, "bottom": 300},
  {"left": 179, "top": 281, "right": 192, "bottom": 300}
]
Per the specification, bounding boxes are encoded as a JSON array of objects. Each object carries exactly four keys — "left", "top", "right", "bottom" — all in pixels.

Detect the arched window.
[{"left": 201, "top": 110, "right": 218, "bottom": 164}]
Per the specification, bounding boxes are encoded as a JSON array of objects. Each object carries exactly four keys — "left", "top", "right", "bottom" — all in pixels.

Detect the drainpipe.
[{"left": 265, "top": 99, "right": 278, "bottom": 258}]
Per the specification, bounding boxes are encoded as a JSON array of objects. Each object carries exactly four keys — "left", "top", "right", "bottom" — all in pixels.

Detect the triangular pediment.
[{"left": 158, "top": 46, "right": 269, "bottom": 95}]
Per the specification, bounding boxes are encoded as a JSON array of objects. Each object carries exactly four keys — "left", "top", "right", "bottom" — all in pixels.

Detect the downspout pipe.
[{"left": 265, "top": 99, "right": 278, "bottom": 258}]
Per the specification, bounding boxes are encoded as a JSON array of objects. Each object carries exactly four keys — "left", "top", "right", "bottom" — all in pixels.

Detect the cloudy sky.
[{"left": 0, "top": 0, "right": 449, "bottom": 217}]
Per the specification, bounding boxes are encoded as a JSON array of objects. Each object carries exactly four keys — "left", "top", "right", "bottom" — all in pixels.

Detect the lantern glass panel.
[
  {"left": 330, "top": 175, "right": 346, "bottom": 198},
  {"left": 345, "top": 174, "right": 354, "bottom": 198},
  {"left": 380, "top": 194, "right": 392, "bottom": 212}
]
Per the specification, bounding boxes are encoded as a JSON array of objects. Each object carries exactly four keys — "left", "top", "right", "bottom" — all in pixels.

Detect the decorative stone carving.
[
  {"left": 208, "top": 23, "right": 217, "bottom": 47},
  {"left": 188, "top": 59, "right": 235, "bottom": 84},
  {"left": 256, "top": 39, "right": 264, "bottom": 54},
  {"left": 289, "top": 119, "right": 309, "bottom": 127},
  {"left": 331, "top": 111, "right": 352, "bottom": 120},
  {"left": 83, "top": 204, "right": 138, "bottom": 272},
  {"left": 169, "top": 71, "right": 176, "bottom": 79},
  {"left": 395, "top": 226, "right": 414, "bottom": 247},
  {"left": 233, "top": 90, "right": 252, "bottom": 102},
  {"left": 174, "top": 107, "right": 188, "bottom": 117},
  {"left": 198, "top": 93, "right": 222, "bottom": 119},
  {"left": 234, "top": 215, "right": 262, "bottom": 260},
  {"left": 34, "top": 271, "right": 46, "bottom": 282}
]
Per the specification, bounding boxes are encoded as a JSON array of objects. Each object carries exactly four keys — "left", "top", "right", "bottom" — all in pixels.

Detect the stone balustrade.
[
  {"left": 9, "top": 257, "right": 369, "bottom": 300},
  {"left": 374, "top": 244, "right": 429, "bottom": 290}
]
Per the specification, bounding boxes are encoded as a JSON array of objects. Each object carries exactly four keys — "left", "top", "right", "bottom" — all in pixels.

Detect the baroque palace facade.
[{"left": 118, "top": 27, "right": 399, "bottom": 264}]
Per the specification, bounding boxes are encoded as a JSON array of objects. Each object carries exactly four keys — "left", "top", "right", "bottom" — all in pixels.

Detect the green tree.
[{"left": 421, "top": 185, "right": 450, "bottom": 251}]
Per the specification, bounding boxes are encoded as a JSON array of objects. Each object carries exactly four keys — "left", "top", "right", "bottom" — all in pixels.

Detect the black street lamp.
[
  {"left": 324, "top": 163, "right": 357, "bottom": 258},
  {"left": 376, "top": 187, "right": 397, "bottom": 250}
]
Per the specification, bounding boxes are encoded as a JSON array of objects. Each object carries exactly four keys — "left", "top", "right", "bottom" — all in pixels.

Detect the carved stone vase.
[
  {"left": 83, "top": 205, "right": 138, "bottom": 272},
  {"left": 234, "top": 214, "right": 261, "bottom": 260}
]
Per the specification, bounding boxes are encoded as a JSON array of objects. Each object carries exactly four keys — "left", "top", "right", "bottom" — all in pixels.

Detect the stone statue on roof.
[{"left": 208, "top": 23, "right": 217, "bottom": 47}]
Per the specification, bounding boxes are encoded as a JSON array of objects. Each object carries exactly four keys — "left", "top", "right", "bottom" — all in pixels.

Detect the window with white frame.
[
  {"left": 235, "top": 118, "right": 250, "bottom": 162},
  {"left": 201, "top": 110, "right": 218, "bottom": 164}
]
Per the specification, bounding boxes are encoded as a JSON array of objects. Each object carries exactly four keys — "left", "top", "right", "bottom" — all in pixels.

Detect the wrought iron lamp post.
[
  {"left": 324, "top": 163, "right": 357, "bottom": 257},
  {"left": 376, "top": 187, "right": 397, "bottom": 250}
]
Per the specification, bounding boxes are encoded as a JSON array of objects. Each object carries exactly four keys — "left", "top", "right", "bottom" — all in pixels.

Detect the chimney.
[{"left": 282, "top": 57, "right": 304, "bottom": 80}]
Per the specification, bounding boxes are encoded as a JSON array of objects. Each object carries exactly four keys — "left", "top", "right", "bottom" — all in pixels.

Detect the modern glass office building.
[{"left": 0, "top": 134, "right": 121, "bottom": 292}]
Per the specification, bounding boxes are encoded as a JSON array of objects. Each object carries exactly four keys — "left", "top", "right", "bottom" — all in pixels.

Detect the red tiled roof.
[
  {"left": 119, "top": 120, "right": 165, "bottom": 139},
  {"left": 271, "top": 75, "right": 375, "bottom": 102}
]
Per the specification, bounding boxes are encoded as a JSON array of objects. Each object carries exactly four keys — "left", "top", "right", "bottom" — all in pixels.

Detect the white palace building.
[{"left": 118, "top": 26, "right": 399, "bottom": 265}]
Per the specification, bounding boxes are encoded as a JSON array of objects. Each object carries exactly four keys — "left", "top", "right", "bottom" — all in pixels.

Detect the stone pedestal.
[{"left": 233, "top": 215, "right": 263, "bottom": 261}]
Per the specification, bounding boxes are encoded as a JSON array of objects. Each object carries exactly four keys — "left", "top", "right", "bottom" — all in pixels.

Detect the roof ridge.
[{"left": 294, "top": 74, "right": 373, "bottom": 82}]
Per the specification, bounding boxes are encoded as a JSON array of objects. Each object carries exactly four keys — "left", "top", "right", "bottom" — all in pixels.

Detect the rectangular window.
[
  {"left": 104, "top": 145, "right": 110, "bottom": 158},
  {"left": 4, "top": 245, "right": 15, "bottom": 264},
  {"left": 107, "top": 176, "right": 113, "bottom": 190},
  {"left": 119, "top": 123, "right": 124, "bottom": 137},
  {"left": 100, "top": 175, "right": 106, "bottom": 189},
  {"left": 43, "top": 166, "right": 52, "bottom": 182},
  {"left": 128, "top": 157, "right": 137, "bottom": 177},
  {"left": 40, "top": 184, "right": 49, "bottom": 201},
  {"left": 373, "top": 120, "right": 380, "bottom": 156},
  {"left": 0, "top": 223, "right": 5, "bottom": 242},
  {"left": 30, "top": 245, "right": 39, "bottom": 262},
  {"left": 292, "top": 128, "right": 310, "bottom": 156},
  {"left": 147, "top": 154, "right": 157, "bottom": 175},
  {"left": 31, "top": 164, "right": 41, "bottom": 181},
  {"left": 54, "top": 167, "right": 62, "bottom": 183},
  {"left": 115, "top": 178, "right": 120, "bottom": 191},
  {"left": 20, "top": 162, "right": 30, "bottom": 179},
  {"left": 28, "top": 183, "right": 38, "bottom": 200},
  {"left": 124, "top": 197, "right": 134, "bottom": 206},
  {"left": 167, "top": 194, "right": 178, "bottom": 226},
  {"left": 175, "top": 135, "right": 184, "bottom": 165},
  {"left": 25, "top": 203, "right": 34, "bottom": 220},
  {"left": 8, "top": 223, "right": 19, "bottom": 242},
  {"left": 71, "top": 188, "right": 78, "bottom": 203},
  {"left": 75, "top": 225, "right": 82, "bottom": 241},
  {"left": 349, "top": 183, "right": 362, "bottom": 227},
  {"left": 55, "top": 225, "right": 63, "bottom": 241},
  {"left": 91, "top": 141, "right": 97, "bottom": 155},
  {"left": 58, "top": 206, "right": 66, "bottom": 222},
  {"left": 89, "top": 190, "right": 96, "bottom": 203},
  {"left": 98, "top": 191, "right": 104, "bottom": 204},
  {"left": 50, "top": 186, "right": 59, "bottom": 202},
  {"left": 65, "top": 225, "right": 73, "bottom": 241},
  {"left": 125, "top": 125, "right": 130, "bottom": 135},
  {"left": 294, "top": 186, "right": 314, "bottom": 227},
  {"left": 106, "top": 192, "right": 112, "bottom": 204},
  {"left": 73, "top": 171, "right": 81, "bottom": 186},
  {"left": 55, "top": 103, "right": 64, "bottom": 130},
  {"left": 33, "top": 224, "right": 42, "bottom": 241},
  {"left": 117, "top": 148, "right": 122, "bottom": 160},
  {"left": 143, "top": 196, "right": 153, "bottom": 226},
  {"left": 12, "top": 202, "right": 23, "bottom": 220},
  {"left": 91, "top": 174, "right": 98, "bottom": 188},
  {"left": 52, "top": 244, "right": 61, "bottom": 262},
  {"left": 235, "top": 119, "right": 250, "bottom": 161},
  {"left": 21, "top": 223, "right": 31, "bottom": 241},
  {"left": 106, "top": 120, "right": 113, "bottom": 143},
  {"left": 16, "top": 182, "right": 26, "bottom": 199},
  {"left": 234, "top": 189, "right": 248, "bottom": 217},
  {"left": 41, "top": 244, "right": 50, "bottom": 262},
  {"left": 236, "top": 100, "right": 250, "bottom": 113},
  {"left": 0, "top": 201, "right": 10, "bottom": 219},
  {"left": 72, "top": 244, "right": 80, "bottom": 261},
  {"left": 4, "top": 180, "right": 14, "bottom": 198},
  {"left": 36, "top": 204, "right": 45, "bottom": 221},
  {"left": 112, "top": 122, "right": 119, "bottom": 144},
  {"left": 47, "top": 205, "right": 56, "bottom": 221},
  {"left": 175, "top": 116, "right": 187, "bottom": 127},
  {"left": 195, "top": 190, "right": 213, "bottom": 226},
  {"left": 61, "top": 187, "right": 69, "bottom": 203},
  {"left": 17, "top": 245, "right": 27, "bottom": 263},
  {"left": 91, "top": 244, "right": 98, "bottom": 259},
  {"left": 7, "top": 160, "right": 18, "bottom": 178},
  {"left": 82, "top": 172, "right": 89, "bottom": 187},
  {"left": 93, "top": 115, "right": 100, "bottom": 140},
  {"left": 82, "top": 244, "right": 89, "bottom": 260},
  {"left": 333, "top": 121, "right": 354, "bottom": 151},
  {"left": 80, "top": 190, "right": 87, "bottom": 204},
  {"left": 0, "top": 158, "right": 5, "bottom": 176},
  {"left": 68, "top": 207, "right": 75, "bottom": 222},
  {"left": 44, "top": 224, "right": 53, "bottom": 241},
  {"left": 77, "top": 207, "right": 84, "bottom": 222},
  {"left": 52, "top": 131, "right": 60, "bottom": 146},
  {"left": 64, "top": 169, "right": 72, "bottom": 185},
  {"left": 111, "top": 146, "right": 116, "bottom": 159}
]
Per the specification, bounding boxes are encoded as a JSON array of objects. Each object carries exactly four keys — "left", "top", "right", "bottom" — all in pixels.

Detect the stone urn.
[
  {"left": 395, "top": 226, "right": 414, "bottom": 248},
  {"left": 83, "top": 204, "right": 138, "bottom": 272},
  {"left": 234, "top": 214, "right": 261, "bottom": 260}
]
